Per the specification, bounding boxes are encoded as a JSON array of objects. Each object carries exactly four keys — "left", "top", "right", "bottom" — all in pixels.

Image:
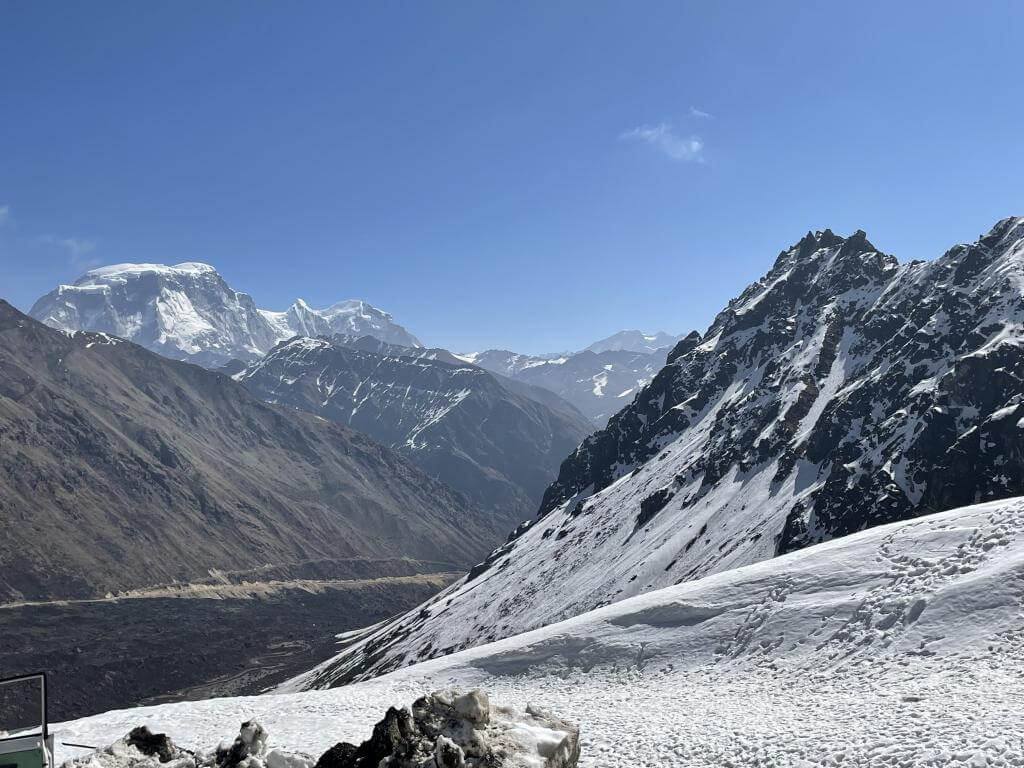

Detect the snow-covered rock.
[
  {"left": 313, "top": 690, "right": 579, "bottom": 768},
  {"left": 56, "top": 498, "right": 1024, "bottom": 766},
  {"left": 286, "top": 217, "right": 1024, "bottom": 684},
  {"left": 60, "top": 721, "right": 300, "bottom": 768},
  {"left": 29, "top": 263, "right": 420, "bottom": 367}
]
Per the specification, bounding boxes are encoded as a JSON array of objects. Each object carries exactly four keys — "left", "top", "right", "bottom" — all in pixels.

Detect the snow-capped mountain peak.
[
  {"left": 30, "top": 262, "right": 421, "bottom": 366},
  {"left": 79, "top": 261, "right": 218, "bottom": 282}
]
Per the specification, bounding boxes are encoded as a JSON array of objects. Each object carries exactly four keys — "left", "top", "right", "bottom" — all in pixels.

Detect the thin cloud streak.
[
  {"left": 619, "top": 123, "right": 704, "bottom": 162},
  {"left": 38, "top": 234, "right": 100, "bottom": 273},
  {"left": 689, "top": 106, "right": 713, "bottom": 119}
]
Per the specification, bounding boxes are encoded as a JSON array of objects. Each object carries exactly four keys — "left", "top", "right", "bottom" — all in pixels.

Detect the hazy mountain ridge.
[
  {"left": 464, "top": 345, "right": 677, "bottom": 427},
  {"left": 296, "top": 216, "right": 1024, "bottom": 684},
  {"left": 584, "top": 329, "right": 685, "bottom": 354}
]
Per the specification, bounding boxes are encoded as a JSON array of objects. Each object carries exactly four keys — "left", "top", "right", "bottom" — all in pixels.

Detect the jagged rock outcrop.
[{"left": 292, "top": 217, "right": 1024, "bottom": 686}]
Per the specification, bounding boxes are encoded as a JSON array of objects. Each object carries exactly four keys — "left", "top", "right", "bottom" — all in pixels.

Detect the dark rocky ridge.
[
  {"left": 235, "top": 336, "right": 593, "bottom": 527},
  {"left": 0, "top": 301, "right": 498, "bottom": 602},
  {"left": 541, "top": 218, "right": 1024, "bottom": 550}
]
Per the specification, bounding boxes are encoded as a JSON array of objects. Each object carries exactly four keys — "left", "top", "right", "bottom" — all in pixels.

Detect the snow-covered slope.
[
  {"left": 59, "top": 498, "right": 1024, "bottom": 766},
  {"left": 466, "top": 347, "right": 678, "bottom": 426},
  {"left": 288, "top": 217, "right": 1024, "bottom": 684},
  {"left": 29, "top": 263, "right": 420, "bottom": 367},
  {"left": 235, "top": 336, "right": 592, "bottom": 525},
  {"left": 584, "top": 329, "right": 684, "bottom": 354}
]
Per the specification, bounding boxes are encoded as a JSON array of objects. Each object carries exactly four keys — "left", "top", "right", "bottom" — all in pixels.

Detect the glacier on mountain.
[{"left": 29, "top": 262, "right": 420, "bottom": 366}]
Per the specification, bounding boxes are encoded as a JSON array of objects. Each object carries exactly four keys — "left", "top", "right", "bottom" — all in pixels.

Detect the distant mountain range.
[
  {"left": 295, "top": 217, "right": 1024, "bottom": 685},
  {"left": 584, "top": 329, "right": 685, "bottom": 354},
  {"left": 29, "top": 263, "right": 420, "bottom": 367},
  {"left": 0, "top": 301, "right": 498, "bottom": 602},
  {"left": 234, "top": 335, "right": 593, "bottom": 526},
  {"left": 28, "top": 263, "right": 683, "bottom": 428},
  {"left": 461, "top": 346, "right": 683, "bottom": 427}
]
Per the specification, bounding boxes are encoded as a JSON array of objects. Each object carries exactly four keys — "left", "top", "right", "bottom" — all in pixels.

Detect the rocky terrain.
[
  {"left": 0, "top": 301, "right": 499, "bottom": 602},
  {"left": 29, "top": 263, "right": 420, "bottom": 367},
  {"left": 287, "top": 217, "right": 1024, "bottom": 683},
  {"left": 234, "top": 336, "right": 592, "bottom": 525}
]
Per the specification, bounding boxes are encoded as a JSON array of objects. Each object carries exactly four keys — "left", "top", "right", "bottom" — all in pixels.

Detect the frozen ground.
[{"left": 57, "top": 499, "right": 1024, "bottom": 767}]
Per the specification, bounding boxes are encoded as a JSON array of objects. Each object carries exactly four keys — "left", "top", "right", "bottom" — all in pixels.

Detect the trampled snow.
[{"left": 57, "top": 498, "right": 1024, "bottom": 767}]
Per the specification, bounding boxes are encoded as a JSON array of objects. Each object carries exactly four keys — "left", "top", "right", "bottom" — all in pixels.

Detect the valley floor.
[
  {"left": 55, "top": 499, "right": 1024, "bottom": 766},
  {"left": 1, "top": 573, "right": 457, "bottom": 721}
]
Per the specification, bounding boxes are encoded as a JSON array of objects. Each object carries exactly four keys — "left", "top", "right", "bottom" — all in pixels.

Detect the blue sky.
[{"left": 2, "top": 2, "right": 1023, "bottom": 352}]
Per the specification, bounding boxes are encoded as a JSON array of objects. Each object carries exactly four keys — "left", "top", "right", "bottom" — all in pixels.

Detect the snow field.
[{"left": 58, "top": 499, "right": 1024, "bottom": 767}]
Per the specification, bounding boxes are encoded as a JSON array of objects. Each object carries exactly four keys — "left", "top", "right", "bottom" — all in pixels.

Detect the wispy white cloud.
[
  {"left": 38, "top": 234, "right": 100, "bottom": 272},
  {"left": 689, "top": 106, "right": 713, "bottom": 119},
  {"left": 619, "top": 123, "right": 704, "bottom": 162},
  {"left": 0, "top": 205, "right": 9, "bottom": 227}
]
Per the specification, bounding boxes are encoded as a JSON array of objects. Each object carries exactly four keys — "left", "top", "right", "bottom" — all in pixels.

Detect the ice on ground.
[{"left": 57, "top": 499, "right": 1024, "bottom": 767}]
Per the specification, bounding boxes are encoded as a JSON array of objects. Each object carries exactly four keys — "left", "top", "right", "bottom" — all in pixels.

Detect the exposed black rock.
[
  {"left": 314, "top": 690, "right": 579, "bottom": 768},
  {"left": 666, "top": 330, "right": 702, "bottom": 365},
  {"left": 126, "top": 727, "right": 177, "bottom": 763}
]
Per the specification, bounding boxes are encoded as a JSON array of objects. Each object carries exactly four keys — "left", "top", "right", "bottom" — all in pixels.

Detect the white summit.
[{"left": 29, "top": 262, "right": 420, "bottom": 366}]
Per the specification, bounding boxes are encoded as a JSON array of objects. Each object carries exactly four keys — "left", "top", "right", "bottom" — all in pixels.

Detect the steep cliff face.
[{"left": 293, "top": 218, "right": 1024, "bottom": 685}]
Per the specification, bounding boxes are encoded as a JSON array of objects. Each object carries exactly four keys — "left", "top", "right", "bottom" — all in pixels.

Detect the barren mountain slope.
[{"left": 0, "top": 301, "right": 496, "bottom": 602}]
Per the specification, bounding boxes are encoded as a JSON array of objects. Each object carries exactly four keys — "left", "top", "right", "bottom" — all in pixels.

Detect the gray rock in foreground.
[
  {"left": 315, "top": 689, "right": 580, "bottom": 768},
  {"left": 58, "top": 691, "right": 578, "bottom": 768}
]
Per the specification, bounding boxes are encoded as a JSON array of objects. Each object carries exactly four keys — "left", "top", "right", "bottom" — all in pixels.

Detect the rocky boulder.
[
  {"left": 315, "top": 689, "right": 580, "bottom": 768},
  {"left": 60, "top": 722, "right": 313, "bottom": 768}
]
